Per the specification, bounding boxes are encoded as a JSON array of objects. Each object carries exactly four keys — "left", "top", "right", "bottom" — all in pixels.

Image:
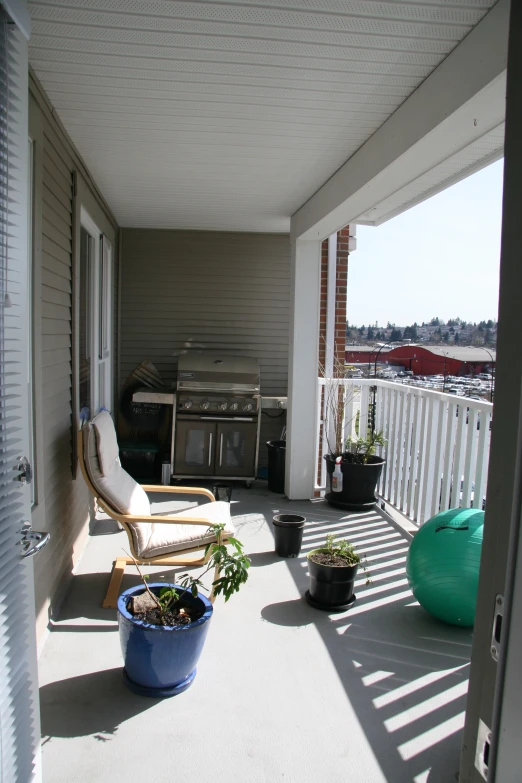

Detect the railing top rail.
[{"left": 318, "top": 376, "right": 493, "bottom": 412}]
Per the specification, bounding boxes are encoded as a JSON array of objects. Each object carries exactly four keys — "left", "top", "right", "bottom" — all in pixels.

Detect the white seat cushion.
[{"left": 139, "top": 501, "right": 235, "bottom": 559}]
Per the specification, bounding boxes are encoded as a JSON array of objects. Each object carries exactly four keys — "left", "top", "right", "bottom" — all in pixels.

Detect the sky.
[{"left": 346, "top": 158, "right": 504, "bottom": 327}]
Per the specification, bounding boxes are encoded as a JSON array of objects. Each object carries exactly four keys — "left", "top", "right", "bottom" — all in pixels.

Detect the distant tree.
[
  {"left": 486, "top": 319, "right": 494, "bottom": 329},
  {"left": 367, "top": 326, "right": 375, "bottom": 340},
  {"left": 447, "top": 319, "right": 456, "bottom": 327},
  {"left": 449, "top": 326, "right": 455, "bottom": 334},
  {"left": 461, "top": 321, "right": 467, "bottom": 329},
  {"left": 390, "top": 328, "right": 402, "bottom": 342},
  {"left": 358, "top": 326, "right": 365, "bottom": 336},
  {"left": 430, "top": 317, "right": 440, "bottom": 326},
  {"left": 478, "top": 323, "right": 484, "bottom": 332},
  {"left": 443, "top": 331, "right": 450, "bottom": 343},
  {"left": 455, "top": 331, "right": 460, "bottom": 344},
  {"left": 387, "top": 321, "right": 393, "bottom": 329},
  {"left": 484, "top": 328, "right": 492, "bottom": 345},
  {"left": 403, "top": 324, "right": 418, "bottom": 340}
]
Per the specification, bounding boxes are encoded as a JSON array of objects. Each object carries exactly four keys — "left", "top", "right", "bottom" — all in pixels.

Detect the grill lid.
[{"left": 177, "top": 352, "right": 260, "bottom": 393}]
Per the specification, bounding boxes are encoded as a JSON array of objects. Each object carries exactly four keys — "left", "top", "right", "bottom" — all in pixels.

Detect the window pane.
[{"left": 79, "top": 227, "right": 91, "bottom": 418}]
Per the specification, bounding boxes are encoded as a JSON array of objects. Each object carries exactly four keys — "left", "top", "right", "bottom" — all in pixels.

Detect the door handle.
[
  {"left": 208, "top": 432, "right": 213, "bottom": 466},
  {"left": 219, "top": 433, "right": 224, "bottom": 466},
  {"left": 14, "top": 456, "right": 32, "bottom": 486},
  {"left": 19, "top": 521, "right": 50, "bottom": 558}
]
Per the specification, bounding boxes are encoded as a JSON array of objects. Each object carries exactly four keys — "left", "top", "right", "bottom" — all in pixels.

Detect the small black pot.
[
  {"left": 306, "top": 548, "right": 359, "bottom": 611},
  {"left": 325, "top": 454, "right": 385, "bottom": 511},
  {"left": 273, "top": 514, "right": 306, "bottom": 558}
]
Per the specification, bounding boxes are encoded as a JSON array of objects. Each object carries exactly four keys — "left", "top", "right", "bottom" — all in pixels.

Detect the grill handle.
[
  {"left": 219, "top": 433, "right": 224, "bottom": 467},
  {"left": 208, "top": 432, "right": 213, "bottom": 466},
  {"left": 205, "top": 416, "right": 255, "bottom": 422}
]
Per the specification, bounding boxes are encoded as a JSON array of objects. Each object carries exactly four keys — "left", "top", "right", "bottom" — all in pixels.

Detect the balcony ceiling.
[{"left": 28, "top": 0, "right": 500, "bottom": 233}]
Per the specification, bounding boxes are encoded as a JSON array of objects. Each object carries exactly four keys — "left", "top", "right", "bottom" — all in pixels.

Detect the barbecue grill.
[{"left": 173, "top": 352, "right": 261, "bottom": 484}]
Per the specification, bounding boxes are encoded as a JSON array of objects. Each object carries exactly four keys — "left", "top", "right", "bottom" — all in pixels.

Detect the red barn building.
[{"left": 345, "top": 344, "right": 495, "bottom": 376}]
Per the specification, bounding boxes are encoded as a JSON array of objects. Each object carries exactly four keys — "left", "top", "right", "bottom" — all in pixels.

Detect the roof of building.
[
  {"left": 346, "top": 345, "right": 392, "bottom": 353},
  {"left": 389, "top": 345, "right": 496, "bottom": 361}
]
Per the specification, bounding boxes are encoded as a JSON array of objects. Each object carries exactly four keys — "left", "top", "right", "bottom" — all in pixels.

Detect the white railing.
[{"left": 315, "top": 378, "right": 493, "bottom": 525}]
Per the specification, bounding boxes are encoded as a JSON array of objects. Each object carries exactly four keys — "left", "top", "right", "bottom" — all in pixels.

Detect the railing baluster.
[
  {"left": 360, "top": 385, "right": 369, "bottom": 440},
  {"left": 450, "top": 402, "right": 466, "bottom": 508},
  {"left": 400, "top": 387, "right": 414, "bottom": 513},
  {"left": 420, "top": 395, "right": 438, "bottom": 524},
  {"left": 414, "top": 395, "right": 429, "bottom": 524},
  {"left": 385, "top": 387, "right": 399, "bottom": 503},
  {"left": 407, "top": 393, "right": 422, "bottom": 520},
  {"left": 474, "top": 406, "right": 490, "bottom": 510},
  {"left": 440, "top": 400, "right": 456, "bottom": 510},
  {"left": 393, "top": 387, "right": 406, "bottom": 508},
  {"left": 430, "top": 399, "right": 447, "bottom": 518},
  {"left": 462, "top": 407, "right": 479, "bottom": 508}
]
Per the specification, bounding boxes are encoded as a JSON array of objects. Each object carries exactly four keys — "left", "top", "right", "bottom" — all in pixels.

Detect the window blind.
[{"left": 0, "top": 6, "right": 40, "bottom": 781}]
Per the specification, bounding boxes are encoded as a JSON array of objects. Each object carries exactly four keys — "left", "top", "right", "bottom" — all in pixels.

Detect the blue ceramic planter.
[{"left": 118, "top": 583, "right": 213, "bottom": 697}]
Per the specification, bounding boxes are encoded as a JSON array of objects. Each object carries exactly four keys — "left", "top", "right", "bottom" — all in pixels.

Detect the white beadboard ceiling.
[{"left": 28, "top": 0, "right": 499, "bottom": 233}]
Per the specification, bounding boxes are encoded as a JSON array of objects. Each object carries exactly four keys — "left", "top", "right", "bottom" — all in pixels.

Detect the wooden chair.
[{"left": 78, "top": 411, "right": 235, "bottom": 608}]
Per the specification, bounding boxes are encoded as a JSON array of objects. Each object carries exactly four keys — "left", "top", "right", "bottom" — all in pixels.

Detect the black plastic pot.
[
  {"left": 273, "top": 514, "right": 306, "bottom": 557},
  {"left": 212, "top": 482, "right": 233, "bottom": 502},
  {"left": 306, "top": 549, "right": 359, "bottom": 611},
  {"left": 324, "top": 454, "right": 385, "bottom": 511}
]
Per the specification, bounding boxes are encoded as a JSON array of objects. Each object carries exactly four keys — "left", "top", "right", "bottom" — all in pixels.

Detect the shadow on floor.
[
  {"left": 263, "top": 504, "right": 471, "bottom": 783},
  {"left": 40, "top": 668, "right": 158, "bottom": 741}
]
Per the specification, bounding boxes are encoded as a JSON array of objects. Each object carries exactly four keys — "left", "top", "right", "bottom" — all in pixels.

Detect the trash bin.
[
  {"left": 266, "top": 440, "right": 286, "bottom": 493},
  {"left": 212, "top": 482, "right": 233, "bottom": 502}
]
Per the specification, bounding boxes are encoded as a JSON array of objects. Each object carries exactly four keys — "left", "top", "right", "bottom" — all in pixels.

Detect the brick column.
[{"left": 316, "top": 226, "right": 350, "bottom": 492}]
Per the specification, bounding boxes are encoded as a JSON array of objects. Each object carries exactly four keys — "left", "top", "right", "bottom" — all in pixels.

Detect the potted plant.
[
  {"left": 325, "top": 430, "right": 387, "bottom": 511},
  {"left": 117, "top": 524, "right": 250, "bottom": 697},
  {"left": 306, "top": 533, "right": 370, "bottom": 611},
  {"left": 319, "top": 349, "right": 386, "bottom": 510}
]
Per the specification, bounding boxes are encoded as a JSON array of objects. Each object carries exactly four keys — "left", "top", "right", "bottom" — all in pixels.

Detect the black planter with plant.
[
  {"left": 306, "top": 534, "right": 370, "bottom": 611},
  {"left": 325, "top": 431, "right": 386, "bottom": 511}
]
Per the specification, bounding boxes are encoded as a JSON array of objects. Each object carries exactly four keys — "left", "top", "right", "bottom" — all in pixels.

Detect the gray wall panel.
[{"left": 120, "top": 228, "right": 290, "bottom": 469}]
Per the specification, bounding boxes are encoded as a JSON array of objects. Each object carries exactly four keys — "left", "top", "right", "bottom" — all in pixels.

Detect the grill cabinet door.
[
  {"left": 174, "top": 420, "right": 216, "bottom": 475},
  {"left": 215, "top": 422, "right": 256, "bottom": 477}
]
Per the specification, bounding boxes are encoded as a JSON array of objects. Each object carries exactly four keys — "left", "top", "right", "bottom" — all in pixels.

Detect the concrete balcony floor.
[{"left": 39, "top": 483, "right": 472, "bottom": 783}]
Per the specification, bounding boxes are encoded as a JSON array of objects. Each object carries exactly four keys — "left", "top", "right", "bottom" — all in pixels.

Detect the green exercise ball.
[{"left": 406, "top": 507, "right": 484, "bottom": 627}]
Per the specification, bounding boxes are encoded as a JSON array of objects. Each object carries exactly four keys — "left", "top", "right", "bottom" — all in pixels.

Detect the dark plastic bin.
[{"left": 266, "top": 440, "right": 286, "bottom": 493}]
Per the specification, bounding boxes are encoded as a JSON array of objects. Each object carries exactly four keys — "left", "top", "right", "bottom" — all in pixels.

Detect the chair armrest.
[
  {"left": 140, "top": 485, "right": 216, "bottom": 502},
  {"left": 122, "top": 513, "right": 217, "bottom": 527}
]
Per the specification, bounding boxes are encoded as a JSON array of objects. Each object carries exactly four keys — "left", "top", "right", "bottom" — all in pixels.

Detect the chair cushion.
[
  {"left": 139, "top": 501, "right": 235, "bottom": 560},
  {"left": 91, "top": 410, "right": 120, "bottom": 476},
  {"left": 83, "top": 418, "right": 151, "bottom": 519}
]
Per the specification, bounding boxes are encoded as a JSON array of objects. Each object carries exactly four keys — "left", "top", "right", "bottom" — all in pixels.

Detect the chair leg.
[{"left": 103, "top": 557, "right": 127, "bottom": 609}]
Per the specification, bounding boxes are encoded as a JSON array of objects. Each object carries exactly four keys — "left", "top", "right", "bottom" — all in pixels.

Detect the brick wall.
[
  {"left": 318, "top": 226, "right": 349, "bottom": 373},
  {"left": 316, "top": 226, "right": 350, "bottom": 492}
]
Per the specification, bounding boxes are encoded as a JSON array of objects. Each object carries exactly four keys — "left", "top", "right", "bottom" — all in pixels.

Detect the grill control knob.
[
  {"left": 229, "top": 402, "right": 239, "bottom": 411},
  {"left": 218, "top": 402, "right": 228, "bottom": 411},
  {"left": 243, "top": 402, "right": 253, "bottom": 412},
  {"left": 200, "top": 401, "right": 210, "bottom": 410},
  {"left": 183, "top": 400, "right": 193, "bottom": 409}
]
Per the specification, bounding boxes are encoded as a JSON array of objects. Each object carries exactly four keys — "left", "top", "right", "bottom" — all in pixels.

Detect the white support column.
[
  {"left": 324, "top": 233, "right": 337, "bottom": 378},
  {"left": 285, "top": 237, "right": 322, "bottom": 500}
]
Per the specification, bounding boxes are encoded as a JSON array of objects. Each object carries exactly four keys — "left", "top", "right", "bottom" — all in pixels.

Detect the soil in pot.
[
  {"left": 309, "top": 552, "right": 355, "bottom": 568},
  {"left": 129, "top": 591, "right": 204, "bottom": 627}
]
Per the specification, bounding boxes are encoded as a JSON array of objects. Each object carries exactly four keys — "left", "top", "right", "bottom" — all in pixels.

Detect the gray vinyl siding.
[
  {"left": 29, "top": 76, "right": 119, "bottom": 641},
  {"left": 120, "top": 229, "right": 290, "bottom": 467}
]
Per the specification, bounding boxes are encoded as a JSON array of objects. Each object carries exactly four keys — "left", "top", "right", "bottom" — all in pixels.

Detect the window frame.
[{"left": 79, "top": 206, "right": 113, "bottom": 417}]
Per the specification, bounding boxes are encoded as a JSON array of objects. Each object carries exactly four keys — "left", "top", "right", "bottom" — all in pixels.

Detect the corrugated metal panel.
[{"left": 27, "top": 0, "right": 497, "bottom": 233}]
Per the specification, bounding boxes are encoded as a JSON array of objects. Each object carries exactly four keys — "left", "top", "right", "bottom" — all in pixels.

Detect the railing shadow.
[{"left": 263, "top": 502, "right": 472, "bottom": 783}]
